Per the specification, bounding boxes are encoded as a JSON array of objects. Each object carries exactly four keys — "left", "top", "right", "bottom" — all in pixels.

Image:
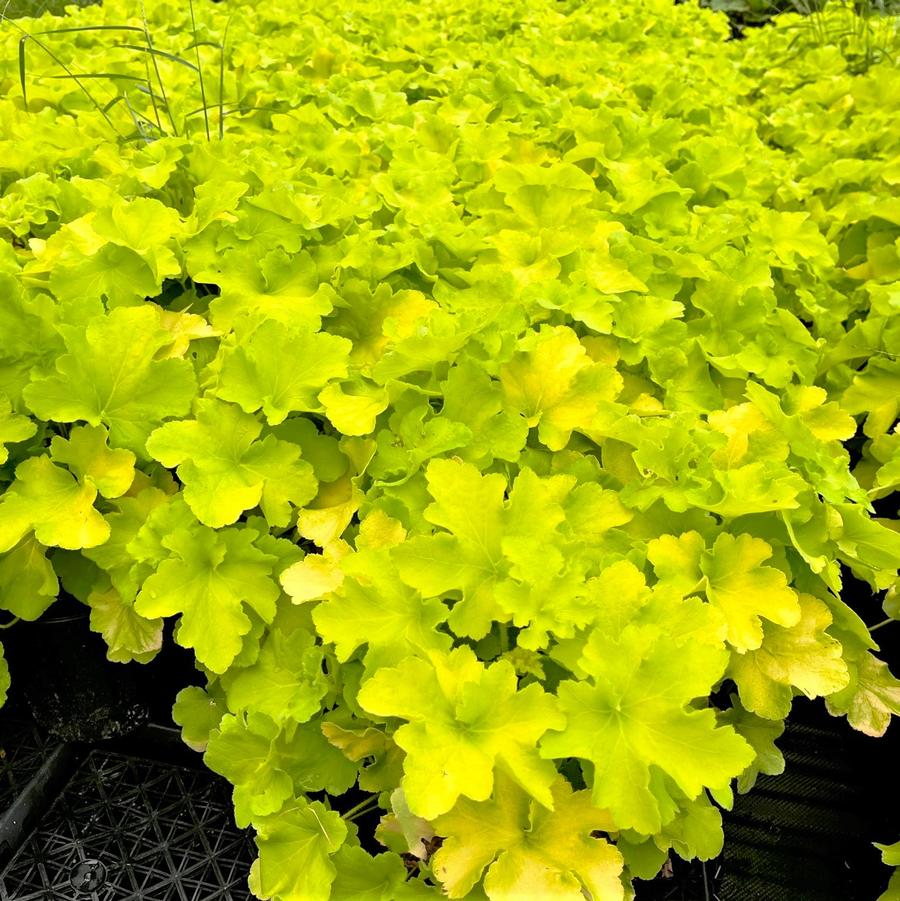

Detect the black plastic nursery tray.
[
  {"left": 0, "top": 714, "right": 254, "bottom": 901},
  {"left": 0, "top": 699, "right": 896, "bottom": 901}
]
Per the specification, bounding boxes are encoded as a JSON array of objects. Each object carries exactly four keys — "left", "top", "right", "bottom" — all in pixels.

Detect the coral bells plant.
[{"left": 1, "top": 0, "right": 899, "bottom": 897}]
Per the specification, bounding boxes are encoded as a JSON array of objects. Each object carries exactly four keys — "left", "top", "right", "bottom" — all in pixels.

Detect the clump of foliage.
[
  {"left": 1, "top": 0, "right": 96, "bottom": 20},
  {"left": 1, "top": 0, "right": 899, "bottom": 898},
  {"left": 703, "top": 0, "right": 900, "bottom": 67}
]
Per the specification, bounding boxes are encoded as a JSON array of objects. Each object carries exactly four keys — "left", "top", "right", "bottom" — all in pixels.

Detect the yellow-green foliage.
[{"left": 1, "top": 0, "right": 899, "bottom": 897}]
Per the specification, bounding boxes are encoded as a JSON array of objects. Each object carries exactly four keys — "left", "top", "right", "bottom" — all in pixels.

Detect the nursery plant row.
[{"left": 0, "top": 0, "right": 899, "bottom": 898}]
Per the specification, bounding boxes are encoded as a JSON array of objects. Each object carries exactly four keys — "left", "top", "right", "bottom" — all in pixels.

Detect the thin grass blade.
[
  {"left": 119, "top": 43, "right": 200, "bottom": 71},
  {"left": 13, "top": 24, "right": 119, "bottom": 133},
  {"left": 32, "top": 25, "right": 145, "bottom": 36},
  {"left": 44, "top": 72, "right": 148, "bottom": 81},
  {"left": 188, "top": 0, "right": 210, "bottom": 140},
  {"left": 141, "top": 0, "right": 177, "bottom": 136},
  {"left": 143, "top": 53, "right": 162, "bottom": 132},
  {"left": 18, "top": 35, "right": 26, "bottom": 105},
  {"left": 218, "top": 15, "right": 231, "bottom": 139}
]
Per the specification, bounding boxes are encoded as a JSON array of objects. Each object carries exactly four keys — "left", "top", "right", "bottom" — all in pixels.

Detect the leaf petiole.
[{"left": 341, "top": 795, "right": 379, "bottom": 822}]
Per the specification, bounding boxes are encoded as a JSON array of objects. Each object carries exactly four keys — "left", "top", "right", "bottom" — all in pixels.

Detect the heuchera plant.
[{"left": 1, "top": 0, "right": 899, "bottom": 897}]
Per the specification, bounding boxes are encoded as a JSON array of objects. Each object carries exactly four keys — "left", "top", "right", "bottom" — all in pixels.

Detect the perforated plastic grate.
[
  {"left": 1, "top": 702, "right": 894, "bottom": 900},
  {"left": 0, "top": 750, "right": 255, "bottom": 901},
  {"left": 0, "top": 717, "right": 56, "bottom": 813}
]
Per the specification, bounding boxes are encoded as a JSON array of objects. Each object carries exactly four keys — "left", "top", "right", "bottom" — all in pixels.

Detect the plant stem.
[
  {"left": 499, "top": 624, "right": 509, "bottom": 655},
  {"left": 342, "top": 795, "right": 379, "bottom": 821},
  {"left": 0, "top": 616, "right": 20, "bottom": 630},
  {"left": 870, "top": 617, "right": 895, "bottom": 632}
]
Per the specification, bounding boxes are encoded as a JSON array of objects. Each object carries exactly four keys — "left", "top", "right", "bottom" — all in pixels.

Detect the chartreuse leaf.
[
  {"left": 500, "top": 325, "right": 622, "bottom": 451},
  {"left": 134, "top": 523, "right": 280, "bottom": 674},
  {"left": 318, "top": 379, "right": 389, "bottom": 436},
  {"left": 368, "top": 392, "right": 472, "bottom": 487},
  {"left": 875, "top": 841, "right": 900, "bottom": 901},
  {"left": 156, "top": 309, "right": 219, "bottom": 360},
  {"left": 645, "top": 530, "right": 707, "bottom": 599},
  {"left": 82, "top": 484, "right": 172, "bottom": 604},
  {"left": 31, "top": 199, "right": 182, "bottom": 305},
  {"left": 376, "top": 787, "right": 436, "bottom": 860},
  {"left": 201, "top": 248, "right": 336, "bottom": 334},
  {"left": 498, "top": 563, "right": 594, "bottom": 653},
  {"left": 125, "top": 494, "right": 224, "bottom": 577},
  {"left": 841, "top": 358, "right": 900, "bottom": 441},
  {"left": 0, "top": 643, "right": 9, "bottom": 707},
  {"left": 718, "top": 697, "right": 786, "bottom": 795},
  {"left": 0, "top": 535, "right": 58, "bottom": 620},
  {"left": 830, "top": 503, "right": 900, "bottom": 592},
  {"left": 250, "top": 798, "right": 347, "bottom": 901},
  {"left": 729, "top": 594, "right": 849, "bottom": 720},
  {"left": 311, "top": 522, "right": 451, "bottom": 671},
  {"left": 647, "top": 530, "right": 801, "bottom": 651},
  {"left": 438, "top": 360, "right": 528, "bottom": 467},
  {"left": 89, "top": 196, "right": 183, "bottom": 283},
  {"left": 172, "top": 685, "right": 227, "bottom": 752},
  {"left": 392, "top": 459, "right": 509, "bottom": 639},
  {"left": 86, "top": 585, "right": 163, "bottom": 664},
  {"left": 331, "top": 845, "right": 437, "bottom": 900},
  {"left": 394, "top": 461, "right": 598, "bottom": 643},
  {"left": 50, "top": 425, "right": 136, "bottom": 499},
  {"left": 756, "top": 210, "right": 833, "bottom": 270},
  {"left": 865, "top": 429, "right": 900, "bottom": 499},
  {"left": 146, "top": 399, "right": 317, "bottom": 528},
  {"left": 322, "top": 713, "right": 404, "bottom": 794},
  {"left": 216, "top": 320, "right": 351, "bottom": 424},
  {"left": 297, "top": 472, "right": 364, "bottom": 549},
  {"left": 432, "top": 771, "right": 623, "bottom": 901},
  {"left": 497, "top": 473, "right": 615, "bottom": 650},
  {"left": 826, "top": 652, "right": 900, "bottom": 738},
  {"left": 744, "top": 382, "right": 864, "bottom": 505},
  {"left": 357, "top": 646, "right": 564, "bottom": 820},
  {"left": 280, "top": 541, "right": 349, "bottom": 605},
  {"left": 272, "top": 418, "right": 348, "bottom": 484},
  {"left": 220, "top": 616, "right": 329, "bottom": 725},
  {"left": 669, "top": 793, "right": 726, "bottom": 861},
  {"left": 205, "top": 712, "right": 292, "bottom": 825},
  {"left": 0, "top": 398, "right": 36, "bottom": 464},
  {"left": 620, "top": 790, "right": 725, "bottom": 879},
  {"left": 702, "top": 533, "right": 802, "bottom": 651},
  {"left": 0, "top": 456, "right": 109, "bottom": 553},
  {"left": 615, "top": 837, "right": 667, "bottom": 883},
  {"left": 23, "top": 307, "right": 197, "bottom": 454},
  {"left": 540, "top": 627, "right": 754, "bottom": 834},
  {"left": 273, "top": 721, "right": 360, "bottom": 798},
  {"left": 207, "top": 708, "right": 359, "bottom": 824},
  {"left": 879, "top": 840, "right": 900, "bottom": 868},
  {"left": 325, "top": 280, "right": 436, "bottom": 375},
  {"left": 587, "top": 561, "right": 728, "bottom": 650}
]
